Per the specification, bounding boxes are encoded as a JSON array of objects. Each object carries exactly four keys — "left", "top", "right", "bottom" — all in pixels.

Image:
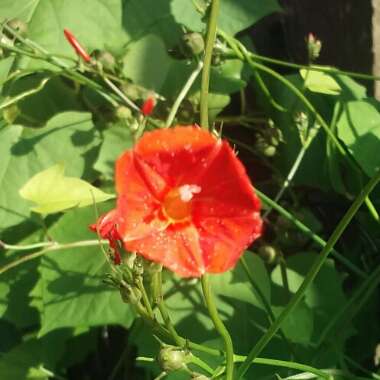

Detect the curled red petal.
[{"left": 63, "top": 29, "right": 91, "bottom": 62}]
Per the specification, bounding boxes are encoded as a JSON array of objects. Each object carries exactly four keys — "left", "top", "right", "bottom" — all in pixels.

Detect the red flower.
[
  {"left": 89, "top": 210, "right": 122, "bottom": 265},
  {"left": 141, "top": 96, "right": 156, "bottom": 116},
  {"left": 63, "top": 29, "right": 91, "bottom": 63},
  {"left": 92, "top": 126, "right": 262, "bottom": 277}
]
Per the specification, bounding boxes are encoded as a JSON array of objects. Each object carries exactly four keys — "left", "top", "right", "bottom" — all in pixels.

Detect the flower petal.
[
  {"left": 197, "top": 213, "right": 262, "bottom": 273},
  {"left": 115, "top": 151, "right": 169, "bottom": 241},
  {"left": 134, "top": 125, "right": 217, "bottom": 187},
  {"left": 124, "top": 223, "right": 205, "bottom": 277}
]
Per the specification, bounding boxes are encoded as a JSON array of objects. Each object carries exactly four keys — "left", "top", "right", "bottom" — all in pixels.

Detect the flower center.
[{"left": 162, "top": 184, "right": 201, "bottom": 222}]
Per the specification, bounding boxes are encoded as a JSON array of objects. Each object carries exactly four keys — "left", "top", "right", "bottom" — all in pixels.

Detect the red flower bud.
[
  {"left": 63, "top": 29, "right": 91, "bottom": 62},
  {"left": 141, "top": 96, "right": 156, "bottom": 116}
]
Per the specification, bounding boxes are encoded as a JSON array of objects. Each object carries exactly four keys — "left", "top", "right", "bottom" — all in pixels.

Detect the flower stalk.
[{"left": 200, "top": 0, "right": 220, "bottom": 130}]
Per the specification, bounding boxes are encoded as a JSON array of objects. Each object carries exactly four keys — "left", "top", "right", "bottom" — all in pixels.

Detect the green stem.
[
  {"left": 135, "top": 276, "right": 155, "bottom": 319},
  {"left": 0, "top": 240, "right": 55, "bottom": 251},
  {"left": 256, "top": 189, "right": 367, "bottom": 279},
  {"left": 236, "top": 170, "right": 380, "bottom": 379},
  {"left": 262, "top": 143, "right": 308, "bottom": 219},
  {"left": 189, "top": 354, "right": 215, "bottom": 375},
  {"left": 152, "top": 271, "right": 183, "bottom": 346},
  {"left": 0, "top": 239, "right": 108, "bottom": 275},
  {"left": 238, "top": 357, "right": 330, "bottom": 379},
  {"left": 201, "top": 274, "right": 234, "bottom": 380},
  {"left": 200, "top": 0, "right": 220, "bottom": 129},
  {"left": 166, "top": 60, "right": 203, "bottom": 127}
]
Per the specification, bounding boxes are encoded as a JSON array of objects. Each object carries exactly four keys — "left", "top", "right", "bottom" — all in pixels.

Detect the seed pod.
[
  {"left": 258, "top": 244, "right": 279, "bottom": 264},
  {"left": 93, "top": 50, "right": 116, "bottom": 72},
  {"left": 183, "top": 32, "right": 205, "bottom": 56},
  {"left": 7, "top": 18, "right": 28, "bottom": 36},
  {"left": 158, "top": 346, "right": 190, "bottom": 373}
]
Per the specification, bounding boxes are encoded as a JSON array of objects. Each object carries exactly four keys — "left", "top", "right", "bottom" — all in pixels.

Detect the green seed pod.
[
  {"left": 7, "top": 18, "right": 28, "bottom": 37},
  {"left": 115, "top": 105, "right": 132, "bottom": 120},
  {"left": 158, "top": 346, "right": 190, "bottom": 373},
  {"left": 258, "top": 244, "right": 279, "bottom": 264},
  {"left": 183, "top": 32, "right": 205, "bottom": 56},
  {"left": 3, "top": 103, "right": 20, "bottom": 124},
  {"left": 93, "top": 50, "right": 116, "bottom": 72},
  {"left": 191, "top": 373, "right": 210, "bottom": 380}
]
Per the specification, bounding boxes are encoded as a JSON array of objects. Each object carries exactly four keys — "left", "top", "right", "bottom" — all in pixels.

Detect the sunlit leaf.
[
  {"left": 300, "top": 68, "right": 342, "bottom": 95},
  {"left": 19, "top": 164, "right": 114, "bottom": 214}
]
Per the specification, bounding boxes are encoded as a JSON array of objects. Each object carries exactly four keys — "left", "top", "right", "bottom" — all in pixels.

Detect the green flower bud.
[
  {"left": 183, "top": 32, "right": 205, "bottom": 56},
  {"left": 307, "top": 33, "right": 322, "bottom": 62},
  {"left": 7, "top": 18, "right": 28, "bottom": 37},
  {"left": 191, "top": 373, "right": 210, "bottom": 380},
  {"left": 115, "top": 105, "right": 132, "bottom": 120},
  {"left": 93, "top": 50, "right": 116, "bottom": 72},
  {"left": 158, "top": 346, "right": 190, "bottom": 373},
  {"left": 3, "top": 103, "right": 20, "bottom": 124},
  {"left": 258, "top": 245, "right": 279, "bottom": 264}
]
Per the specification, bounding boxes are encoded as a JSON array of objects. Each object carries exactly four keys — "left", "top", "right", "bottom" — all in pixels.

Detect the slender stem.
[
  {"left": 201, "top": 274, "right": 234, "bottom": 380},
  {"left": 200, "top": 0, "right": 220, "bottom": 129},
  {"left": 236, "top": 170, "right": 380, "bottom": 379},
  {"left": 0, "top": 239, "right": 108, "bottom": 275},
  {"left": 262, "top": 144, "right": 308, "bottom": 219},
  {"left": 102, "top": 76, "right": 140, "bottom": 112},
  {"left": 235, "top": 357, "right": 330, "bottom": 380},
  {"left": 189, "top": 354, "right": 215, "bottom": 375},
  {"left": 135, "top": 276, "right": 154, "bottom": 319},
  {"left": 0, "top": 240, "right": 55, "bottom": 251},
  {"left": 165, "top": 60, "right": 203, "bottom": 127},
  {"left": 256, "top": 189, "right": 367, "bottom": 279},
  {"left": 152, "top": 271, "right": 183, "bottom": 346}
]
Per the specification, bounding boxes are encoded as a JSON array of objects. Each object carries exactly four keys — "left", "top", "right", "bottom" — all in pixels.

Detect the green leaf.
[
  {"left": 271, "top": 252, "right": 348, "bottom": 345},
  {"left": 0, "top": 111, "right": 100, "bottom": 230},
  {"left": 0, "top": 0, "right": 38, "bottom": 22},
  {"left": 272, "top": 301, "right": 314, "bottom": 345},
  {"left": 19, "top": 163, "right": 114, "bottom": 214},
  {"left": 38, "top": 205, "right": 133, "bottom": 336},
  {"left": 123, "top": 0, "right": 181, "bottom": 46},
  {"left": 219, "top": 0, "right": 281, "bottom": 35},
  {"left": 171, "top": 0, "right": 281, "bottom": 36},
  {"left": 337, "top": 99, "right": 380, "bottom": 177},
  {"left": 94, "top": 123, "right": 133, "bottom": 178},
  {"left": 122, "top": 34, "right": 173, "bottom": 93},
  {"left": 0, "top": 331, "right": 71, "bottom": 380},
  {"left": 300, "top": 69, "right": 342, "bottom": 95}
]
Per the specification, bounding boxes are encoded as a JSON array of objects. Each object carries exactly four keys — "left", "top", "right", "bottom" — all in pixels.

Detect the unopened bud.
[
  {"left": 158, "top": 346, "right": 190, "bottom": 373},
  {"left": 307, "top": 33, "right": 322, "bottom": 62},
  {"left": 191, "top": 373, "right": 210, "bottom": 380},
  {"left": 7, "top": 19, "right": 28, "bottom": 37},
  {"left": 115, "top": 105, "right": 132, "bottom": 120},
  {"left": 93, "top": 50, "right": 116, "bottom": 72},
  {"left": 183, "top": 33, "right": 205, "bottom": 56},
  {"left": 3, "top": 103, "right": 20, "bottom": 124},
  {"left": 258, "top": 245, "right": 279, "bottom": 264}
]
